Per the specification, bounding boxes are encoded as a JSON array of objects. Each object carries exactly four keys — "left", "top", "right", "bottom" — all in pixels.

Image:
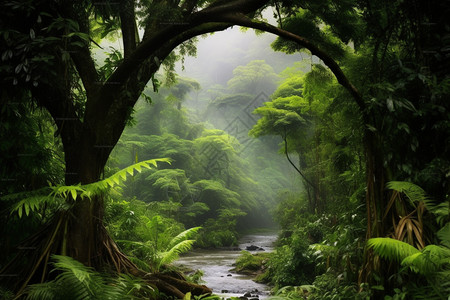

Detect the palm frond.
[
  {"left": 26, "top": 281, "right": 59, "bottom": 300},
  {"left": 386, "top": 181, "right": 427, "bottom": 206},
  {"left": 0, "top": 187, "right": 51, "bottom": 202},
  {"left": 49, "top": 184, "right": 85, "bottom": 201},
  {"left": 367, "top": 238, "right": 420, "bottom": 262},
  {"left": 425, "top": 202, "right": 450, "bottom": 226}
]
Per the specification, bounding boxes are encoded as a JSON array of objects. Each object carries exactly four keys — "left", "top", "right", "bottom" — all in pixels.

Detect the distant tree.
[
  {"left": 227, "top": 59, "right": 280, "bottom": 94},
  {"left": 166, "top": 77, "right": 200, "bottom": 110}
]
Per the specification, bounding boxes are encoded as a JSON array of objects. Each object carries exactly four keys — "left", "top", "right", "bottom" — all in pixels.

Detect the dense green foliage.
[
  {"left": 0, "top": 0, "right": 449, "bottom": 299},
  {"left": 105, "top": 60, "right": 299, "bottom": 248},
  {"left": 25, "top": 255, "right": 156, "bottom": 300}
]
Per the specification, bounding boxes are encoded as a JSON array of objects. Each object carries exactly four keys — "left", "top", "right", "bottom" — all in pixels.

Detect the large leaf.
[{"left": 367, "top": 237, "right": 420, "bottom": 262}]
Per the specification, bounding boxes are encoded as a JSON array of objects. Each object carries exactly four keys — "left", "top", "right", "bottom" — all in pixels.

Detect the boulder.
[{"left": 245, "top": 245, "right": 265, "bottom": 251}]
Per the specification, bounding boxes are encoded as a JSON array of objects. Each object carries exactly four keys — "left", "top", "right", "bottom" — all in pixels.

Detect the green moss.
[{"left": 234, "top": 251, "right": 271, "bottom": 275}]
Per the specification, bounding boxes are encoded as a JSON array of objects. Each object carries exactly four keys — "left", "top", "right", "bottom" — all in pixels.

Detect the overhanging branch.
[
  {"left": 96, "top": 22, "right": 232, "bottom": 145},
  {"left": 87, "top": 0, "right": 270, "bottom": 124}
]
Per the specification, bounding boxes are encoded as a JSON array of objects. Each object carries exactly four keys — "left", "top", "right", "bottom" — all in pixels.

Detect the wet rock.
[
  {"left": 249, "top": 298, "right": 259, "bottom": 300},
  {"left": 245, "top": 245, "right": 265, "bottom": 251},
  {"left": 227, "top": 274, "right": 232, "bottom": 277},
  {"left": 243, "top": 292, "right": 252, "bottom": 297},
  {"left": 221, "top": 290, "right": 229, "bottom": 293},
  {"left": 239, "top": 297, "right": 248, "bottom": 300}
]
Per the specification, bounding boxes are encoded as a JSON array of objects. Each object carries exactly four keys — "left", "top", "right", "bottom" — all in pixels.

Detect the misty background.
[{"left": 106, "top": 26, "right": 311, "bottom": 239}]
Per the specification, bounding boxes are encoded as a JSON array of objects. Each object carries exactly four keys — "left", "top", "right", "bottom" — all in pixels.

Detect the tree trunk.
[
  {"left": 1, "top": 121, "right": 212, "bottom": 297},
  {"left": 358, "top": 129, "right": 388, "bottom": 289}
]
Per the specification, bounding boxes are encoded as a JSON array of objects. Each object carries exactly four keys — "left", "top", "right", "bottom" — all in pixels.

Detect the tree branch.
[
  {"left": 87, "top": 0, "right": 269, "bottom": 128},
  {"left": 119, "top": 0, "right": 138, "bottom": 58},
  {"left": 283, "top": 129, "right": 318, "bottom": 191},
  {"left": 70, "top": 46, "right": 99, "bottom": 101},
  {"left": 91, "top": 22, "right": 231, "bottom": 164},
  {"left": 181, "top": 0, "right": 200, "bottom": 15}
]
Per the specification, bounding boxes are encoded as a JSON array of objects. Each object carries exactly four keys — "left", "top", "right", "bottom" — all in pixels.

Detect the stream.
[{"left": 175, "top": 232, "right": 278, "bottom": 299}]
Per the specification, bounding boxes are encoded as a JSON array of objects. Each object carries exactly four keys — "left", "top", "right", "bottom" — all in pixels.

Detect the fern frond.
[
  {"left": 367, "top": 238, "right": 420, "bottom": 262},
  {"left": 49, "top": 184, "right": 85, "bottom": 201},
  {"left": 52, "top": 255, "right": 89, "bottom": 279},
  {"left": 437, "top": 223, "right": 450, "bottom": 248},
  {"left": 167, "top": 227, "right": 201, "bottom": 250},
  {"left": 26, "top": 255, "right": 100, "bottom": 300},
  {"left": 52, "top": 255, "right": 103, "bottom": 296},
  {"left": 158, "top": 239, "right": 196, "bottom": 267},
  {"left": 84, "top": 158, "right": 171, "bottom": 195},
  {"left": 25, "top": 255, "right": 149, "bottom": 300},
  {"left": 1, "top": 187, "right": 51, "bottom": 202},
  {"left": 11, "top": 195, "right": 56, "bottom": 218}
]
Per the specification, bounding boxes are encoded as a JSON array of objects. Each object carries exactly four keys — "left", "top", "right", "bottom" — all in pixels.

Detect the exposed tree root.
[{"left": 0, "top": 210, "right": 211, "bottom": 299}]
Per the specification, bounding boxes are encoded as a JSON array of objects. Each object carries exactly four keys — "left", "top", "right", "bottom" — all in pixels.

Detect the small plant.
[{"left": 118, "top": 224, "right": 201, "bottom": 272}]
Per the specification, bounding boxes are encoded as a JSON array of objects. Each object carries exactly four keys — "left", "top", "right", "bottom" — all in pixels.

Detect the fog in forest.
[
  {"left": 3, "top": 2, "right": 448, "bottom": 298},
  {"left": 108, "top": 27, "right": 309, "bottom": 235}
]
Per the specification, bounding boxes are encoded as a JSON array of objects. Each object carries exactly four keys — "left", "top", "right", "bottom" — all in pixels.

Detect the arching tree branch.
[{"left": 86, "top": 0, "right": 270, "bottom": 126}]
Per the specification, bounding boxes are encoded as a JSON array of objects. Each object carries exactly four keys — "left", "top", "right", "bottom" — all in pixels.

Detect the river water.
[{"left": 175, "top": 232, "right": 277, "bottom": 299}]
